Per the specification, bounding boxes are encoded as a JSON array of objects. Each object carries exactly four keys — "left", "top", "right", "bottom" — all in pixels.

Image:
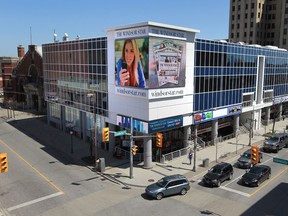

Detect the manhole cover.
[{"left": 148, "top": 179, "right": 154, "bottom": 182}]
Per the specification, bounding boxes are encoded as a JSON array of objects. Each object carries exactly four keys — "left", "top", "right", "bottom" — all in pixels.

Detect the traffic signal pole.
[{"left": 130, "top": 117, "right": 134, "bottom": 179}]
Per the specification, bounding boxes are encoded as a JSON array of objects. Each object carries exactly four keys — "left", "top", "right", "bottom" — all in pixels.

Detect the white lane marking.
[
  {"left": 7, "top": 192, "right": 63, "bottom": 212},
  {"left": 197, "top": 179, "right": 250, "bottom": 197},
  {"left": 220, "top": 186, "right": 250, "bottom": 197}
]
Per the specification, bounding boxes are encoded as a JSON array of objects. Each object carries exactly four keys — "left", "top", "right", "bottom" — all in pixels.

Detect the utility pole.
[
  {"left": 130, "top": 117, "right": 134, "bottom": 179},
  {"left": 193, "top": 124, "right": 198, "bottom": 172},
  {"left": 93, "top": 93, "right": 98, "bottom": 171}
]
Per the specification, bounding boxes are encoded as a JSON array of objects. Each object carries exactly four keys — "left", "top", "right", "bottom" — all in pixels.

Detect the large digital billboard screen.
[{"left": 115, "top": 37, "right": 186, "bottom": 89}]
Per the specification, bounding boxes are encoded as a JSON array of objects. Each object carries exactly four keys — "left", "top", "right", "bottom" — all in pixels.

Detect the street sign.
[
  {"left": 273, "top": 157, "right": 288, "bottom": 165},
  {"left": 114, "top": 130, "right": 126, "bottom": 137}
]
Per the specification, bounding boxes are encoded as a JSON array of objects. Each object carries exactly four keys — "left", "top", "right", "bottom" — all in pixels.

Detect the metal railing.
[{"left": 161, "top": 146, "right": 190, "bottom": 164}]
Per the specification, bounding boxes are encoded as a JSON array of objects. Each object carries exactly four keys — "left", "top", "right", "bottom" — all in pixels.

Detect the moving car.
[
  {"left": 263, "top": 133, "right": 288, "bottom": 153},
  {"left": 202, "top": 162, "right": 233, "bottom": 187},
  {"left": 241, "top": 165, "right": 271, "bottom": 187},
  {"left": 237, "top": 149, "right": 263, "bottom": 169},
  {"left": 145, "top": 174, "right": 190, "bottom": 200}
]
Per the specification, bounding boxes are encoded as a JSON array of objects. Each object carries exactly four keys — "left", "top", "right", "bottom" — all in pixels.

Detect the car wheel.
[
  {"left": 256, "top": 181, "right": 260, "bottom": 187},
  {"left": 180, "top": 188, "right": 187, "bottom": 195},
  {"left": 276, "top": 146, "right": 279, "bottom": 153},
  {"left": 216, "top": 180, "right": 221, "bottom": 187},
  {"left": 156, "top": 193, "right": 164, "bottom": 200},
  {"left": 228, "top": 173, "right": 233, "bottom": 180}
]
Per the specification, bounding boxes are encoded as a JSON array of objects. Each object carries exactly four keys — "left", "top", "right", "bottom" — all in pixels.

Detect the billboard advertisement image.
[
  {"left": 115, "top": 37, "right": 186, "bottom": 89},
  {"left": 115, "top": 38, "right": 149, "bottom": 88},
  {"left": 149, "top": 38, "right": 186, "bottom": 88}
]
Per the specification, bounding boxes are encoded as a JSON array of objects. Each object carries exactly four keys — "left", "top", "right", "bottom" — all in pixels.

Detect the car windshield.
[
  {"left": 156, "top": 178, "right": 169, "bottom": 187},
  {"left": 241, "top": 152, "right": 250, "bottom": 158},
  {"left": 269, "top": 137, "right": 280, "bottom": 142},
  {"left": 208, "top": 167, "right": 222, "bottom": 174},
  {"left": 249, "top": 167, "right": 262, "bottom": 175}
]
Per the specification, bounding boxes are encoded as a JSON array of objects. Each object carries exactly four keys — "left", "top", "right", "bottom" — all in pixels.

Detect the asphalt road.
[{"left": 0, "top": 116, "right": 288, "bottom": 216}]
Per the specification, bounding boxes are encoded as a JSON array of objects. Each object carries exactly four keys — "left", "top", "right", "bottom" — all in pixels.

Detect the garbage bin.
[
  {"left": 203, "top": 158, "right": 209, "bottom": 167},
  {"left": 98, "top": 158, "right": 105, "bottom": 172}
]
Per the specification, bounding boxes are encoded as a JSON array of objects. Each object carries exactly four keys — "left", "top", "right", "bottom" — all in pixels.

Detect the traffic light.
[
  {"left": 251, "top": 146, "right": 259, "bottom": 164},
  {"left": 0, "top": 153, "right": 8, "bottom": 173},
  {"left": 132, "top": 145, "right": 138, "bottom": 156},
  {"left": 102, "top": 127, "right": 109, "bottom": 142},
  {"left": 156, "top": 133, "right": 163, "bottom": 148}
]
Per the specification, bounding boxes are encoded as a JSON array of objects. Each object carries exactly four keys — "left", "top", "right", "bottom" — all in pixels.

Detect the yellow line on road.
[
  {"left": 0, "top": 139, "right": 64, "bottom": 194},
  {"left": 249, "top": 166, "right": 288, "bottom": 197}
]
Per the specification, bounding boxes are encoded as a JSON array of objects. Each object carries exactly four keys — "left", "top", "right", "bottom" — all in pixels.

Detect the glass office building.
[
  {"left": 195, "top": 39, "right": 288, "bottom": 112},
  {"left": 43, "top": 37, "right": 108, "bottom": 140},
  {"left": 42, "top": 22, "right": 288, "bottom": 164}
]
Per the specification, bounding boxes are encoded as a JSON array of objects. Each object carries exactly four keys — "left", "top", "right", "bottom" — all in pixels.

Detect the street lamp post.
[
  {"left": 70, "top": 130, "right": 74, "bottom": 154},
  {"left": 87, "top": 92, "right": 98, "bottom": 171}
]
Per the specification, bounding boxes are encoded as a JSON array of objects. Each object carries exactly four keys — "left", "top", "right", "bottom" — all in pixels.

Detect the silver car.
[
  {"left": 263, "top": 133, "right": 288, "bottom": 153},
  {"left": 145, "top": 174, "right": 190, "bottom": 200},
  {"left": 237, "top": 149, "right": 263, "bottom": 169}
]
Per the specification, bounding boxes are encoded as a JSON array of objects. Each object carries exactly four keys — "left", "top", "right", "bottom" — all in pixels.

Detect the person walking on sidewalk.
[{"left": 188, "top": 149, "right": 193, "bottom": 165}]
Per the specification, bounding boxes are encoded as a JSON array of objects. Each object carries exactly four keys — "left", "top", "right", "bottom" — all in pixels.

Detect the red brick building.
[{"left": 1, "top": 45, "right": 45, "bottom": 112}]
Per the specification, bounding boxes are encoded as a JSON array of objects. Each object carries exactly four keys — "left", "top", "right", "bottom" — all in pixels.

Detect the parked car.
[
  {"left": 237, "top": 149, "right": 263, "bottom": 169},
  {"left": 263, "top": 133, "right": 288, "bottom": 153},
  {"left": 241, "top": 165, "right": 271, "bottom": 187},
  {"left": 202, "top": 162, "right": 233, "bottom": 187},
  {"left": 145, "top": 174, "right": 190, "bottom": 200}
]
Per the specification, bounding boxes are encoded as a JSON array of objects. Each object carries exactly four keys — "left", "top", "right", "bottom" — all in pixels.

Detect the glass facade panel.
[
  {"left": 194, "top": 39, "right": 288, "bottom": 111},
  {"left": 43, "top": 37, "right": 108, "bottom": 117}
]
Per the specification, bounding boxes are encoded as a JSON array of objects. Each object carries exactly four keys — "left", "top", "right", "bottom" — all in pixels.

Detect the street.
[{"left": 0, "top": 116, "right": 288, "bottom": 216}]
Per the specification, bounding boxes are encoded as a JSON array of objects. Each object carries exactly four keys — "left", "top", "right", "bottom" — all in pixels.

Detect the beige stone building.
[{"left": 229, "top": 0, "right": 288, "bottom": 49}]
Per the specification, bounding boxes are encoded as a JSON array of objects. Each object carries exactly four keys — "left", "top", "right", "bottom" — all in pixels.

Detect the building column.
[
  {"left": 109, "top": 124, "right": 116, "bottom": 154},
  {"left": 143, "top": 137, "right": 153, "bottom": 169},
  {"left": 183, "top": 125, "right": 191, "bottom": 148},
  {"left": 278, "top": 104, "right": 283, "bottom": 120},
  {"left": 38, "top": 95, "right": 42, "bottom": 112},
  {"left": 60, "top": 105, "right": 65, "bottom": 131},
  {"left": 233, "top": 114, "right": 240, "bottom": 135},
  {"left": 80, "top": 111, "right": 86, "bottom": 141},
  {"left": 27, "top": 94, "right": 32, "bottom": 109},
  {"left": 265, "top": 107, "right": 270, "bottom": 125},
  {"left": 47, "top": 102, "right": 50, "bottom": 125},
  {"left": 211, "top": 119, "right": 218, "bottom": 145}
]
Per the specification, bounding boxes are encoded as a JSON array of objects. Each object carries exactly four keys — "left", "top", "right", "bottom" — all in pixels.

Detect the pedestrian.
[{"left": 188, "top": 149, "right": 193, "bottom": 165}]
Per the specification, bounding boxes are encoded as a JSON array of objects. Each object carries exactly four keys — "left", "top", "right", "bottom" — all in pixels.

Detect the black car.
[
  {"left": 202, "top": 162, "right": 233, "bottom": 187},
  {"left": 237, "top": 149, "right": 263, "bottom": 169},
  {"left": 241, "top": 165, "right": 271, "bottom": 187},
  {"left": 145, "top": 174, "right": 190, "bottom": 200}
]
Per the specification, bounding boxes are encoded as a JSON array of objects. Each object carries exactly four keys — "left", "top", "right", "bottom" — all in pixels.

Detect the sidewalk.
[{"left": 1, "top": 104, "right": 287, "bottom": 189}]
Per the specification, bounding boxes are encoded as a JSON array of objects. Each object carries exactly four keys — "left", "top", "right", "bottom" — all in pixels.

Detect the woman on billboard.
[{"left": 117, "top": 39, "right": 146, "bottom": 87}]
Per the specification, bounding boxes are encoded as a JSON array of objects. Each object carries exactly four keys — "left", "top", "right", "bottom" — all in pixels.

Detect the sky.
[{"left": 1, "top": 0, "right": 230, "bottom": 56}]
